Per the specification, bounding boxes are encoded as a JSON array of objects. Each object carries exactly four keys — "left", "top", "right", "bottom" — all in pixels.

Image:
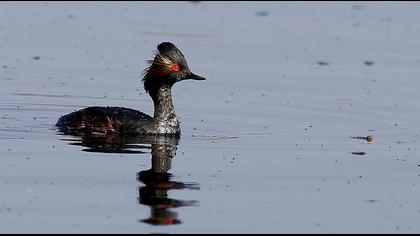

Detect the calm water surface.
[{"left": 1, "top": 1, "right": 420, "bottom": 233}]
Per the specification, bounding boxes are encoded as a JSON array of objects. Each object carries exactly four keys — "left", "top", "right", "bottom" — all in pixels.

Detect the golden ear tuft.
[{"left": 153, "top": 52, "right": 173, "bottom": 70}]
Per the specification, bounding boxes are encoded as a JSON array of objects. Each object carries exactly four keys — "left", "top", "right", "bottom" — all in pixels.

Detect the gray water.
[{"left": 1, "top": 1, "right": 420, "bottom": 233}]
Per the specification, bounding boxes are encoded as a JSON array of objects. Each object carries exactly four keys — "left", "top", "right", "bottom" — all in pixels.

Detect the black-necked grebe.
[{"left": 56, "top": 42, "right": 206, "bottom": 136}]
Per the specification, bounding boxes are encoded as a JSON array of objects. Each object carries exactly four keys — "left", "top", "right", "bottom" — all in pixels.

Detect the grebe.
[{"left": 56, "top": 42, "right": 206, "bottom": 137}]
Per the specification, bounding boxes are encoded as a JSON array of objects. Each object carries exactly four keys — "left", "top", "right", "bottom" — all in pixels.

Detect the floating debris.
[
  {"left": 351, "top": 135, "right": 374, "bottom": 142},
  {"left": 317, "top": 61, "right": 330, "bottom": 66},
  {"left": 255, "top": 11, "right": 269, "bottom": 17},
  {"left": 352, "top": 4, "right": 366, "bottom": 10},
  {"left": 364, "top": 61, "right": 374, "bottom": 66}
]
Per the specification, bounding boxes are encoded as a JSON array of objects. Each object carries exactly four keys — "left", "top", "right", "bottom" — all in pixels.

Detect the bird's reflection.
[{"left": 57, "top": 130, "right": 199, "bottom": 225}]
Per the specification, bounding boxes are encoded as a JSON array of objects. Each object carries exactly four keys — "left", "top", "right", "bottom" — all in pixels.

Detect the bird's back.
[{"left": 56, "top": 106, "right": 152, "bottom": 134}]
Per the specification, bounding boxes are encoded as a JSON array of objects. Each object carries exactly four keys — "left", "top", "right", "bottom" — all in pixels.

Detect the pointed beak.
[{"left": 185, "top": 72, "right": 206, "bottom": 81}]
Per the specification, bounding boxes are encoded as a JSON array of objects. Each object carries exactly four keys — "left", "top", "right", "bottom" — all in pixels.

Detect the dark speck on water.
[
  {"left": 32, "top": 56, "right": 40, "bottom": 60},
  {"left": 255, "top": 11, "right": 269, "bottom": 17},
  {"left": 352, "top": 4, "right": 366, "bottom": 10},
  {"left": 351, "top": 152, "right": 366, "bottom": 155},
  {"left": 317, "top": 61, "right": 330, "bottom": 66},
  {"left": 364, "top": 61, "right": 374, "bottom": 66}
]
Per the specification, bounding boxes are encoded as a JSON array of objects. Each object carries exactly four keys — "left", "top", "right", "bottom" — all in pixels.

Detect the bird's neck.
[{"left": 150, "top": 84, "right": 177, "bottom": 121}]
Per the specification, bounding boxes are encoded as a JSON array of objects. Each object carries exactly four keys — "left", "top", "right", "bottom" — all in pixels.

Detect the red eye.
[{"left": 171, "top": 64, "right": 180, "bottom": 72}]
